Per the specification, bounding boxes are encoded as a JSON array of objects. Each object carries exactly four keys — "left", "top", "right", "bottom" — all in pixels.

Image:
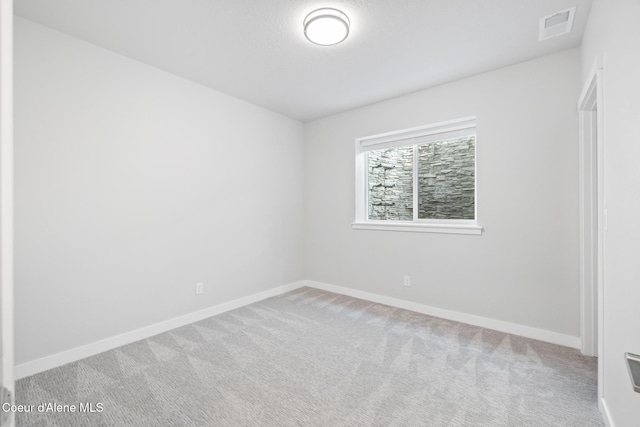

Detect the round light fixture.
[{"left": 303, "top": 8, "right": 350, "bottom": 46}]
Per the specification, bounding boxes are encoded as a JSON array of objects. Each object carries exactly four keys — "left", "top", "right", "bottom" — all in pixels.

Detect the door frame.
[
  {"left": 577, "top": 65, "right": 604, "bottom": 401},
  {"left": 0, "top": 0, "right": 14, "bottom": 425}
]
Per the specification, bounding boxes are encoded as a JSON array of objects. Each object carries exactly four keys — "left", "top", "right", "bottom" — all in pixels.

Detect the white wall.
[
  {"left": 14, "top": 18, "right": 304, "bottom": 365},
  {"left": 304, "top": 49, "right": 581, "bottom": 340},
  {"left": 581, "top": 0, "right": 640, "bottom": 424}
]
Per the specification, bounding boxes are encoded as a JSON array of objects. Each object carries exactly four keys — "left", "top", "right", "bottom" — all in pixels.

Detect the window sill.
[{"left": 351, "top": 221, "right": 483, "bottom": 235}]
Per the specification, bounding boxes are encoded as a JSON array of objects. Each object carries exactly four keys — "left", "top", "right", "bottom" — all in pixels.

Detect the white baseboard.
[
  {"left": 15, "top": 278, "right": 583, "bottom": 380},
  {"left": 15, "top": 281, "right": 305, "bottom": 380},
  {"left": 305, "top": 280, "right": 581, "bottom": 349},
  {"left": 600, "top": 397, "right": 615, "bottom": 427}
]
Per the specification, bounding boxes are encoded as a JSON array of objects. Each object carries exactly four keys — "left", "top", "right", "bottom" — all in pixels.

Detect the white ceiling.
[{"left": 15, "top": 0, "right": 592, "bottom": 122}]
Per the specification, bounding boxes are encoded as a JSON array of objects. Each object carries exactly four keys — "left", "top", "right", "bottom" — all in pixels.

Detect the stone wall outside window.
[
  {"left": 418, "top": 137, "right": 475, "bottom": 219},
  {"left": 367, "top": 146, "right": 413, "bottom": 220},
  {"left": 367, "top": 136, "right": 475, "bottom": 220}
]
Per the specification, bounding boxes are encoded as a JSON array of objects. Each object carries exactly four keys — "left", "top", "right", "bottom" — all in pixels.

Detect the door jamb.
[
  {"left": 0, "top": 0, "right": 15, "bottom": 426},
  {"left": 577, "top": 66, "right": 604, "bottom": 404}
]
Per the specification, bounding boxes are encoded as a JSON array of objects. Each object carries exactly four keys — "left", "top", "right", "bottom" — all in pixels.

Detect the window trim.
[
  {"left": 351, "top": 221, "right": 483, "bottom": 235},
  {"left": 353, "top": 116, "right": 483, "bottom": 235}
]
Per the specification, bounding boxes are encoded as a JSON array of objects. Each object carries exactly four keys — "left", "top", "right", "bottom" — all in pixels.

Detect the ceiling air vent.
[{"left": 539, "top": 6, "right": 576, "bottom": 41}]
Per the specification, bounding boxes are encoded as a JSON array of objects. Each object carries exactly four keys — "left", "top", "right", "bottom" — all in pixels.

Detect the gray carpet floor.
[{"left": 16, "top": 287, "right": 603, "bottom": 426}]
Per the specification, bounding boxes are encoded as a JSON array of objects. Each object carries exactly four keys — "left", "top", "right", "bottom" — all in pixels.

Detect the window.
[{"left": 353, "top": 117, "right": 482, "bottom": 235}]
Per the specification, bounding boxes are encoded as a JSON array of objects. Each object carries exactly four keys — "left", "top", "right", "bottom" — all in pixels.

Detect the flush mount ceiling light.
[{"left": 303, "top": 8, "right": 350, "bottom": 46}]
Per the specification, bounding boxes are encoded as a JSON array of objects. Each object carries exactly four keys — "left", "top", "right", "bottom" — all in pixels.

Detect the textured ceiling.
[{"left": 15, "top": 0, "right": 592, "bottom": 122}]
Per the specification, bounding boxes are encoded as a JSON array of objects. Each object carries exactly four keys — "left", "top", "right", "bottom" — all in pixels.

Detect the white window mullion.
[{"left": 413, "top": 144, "right": 418, "bottom": 221}]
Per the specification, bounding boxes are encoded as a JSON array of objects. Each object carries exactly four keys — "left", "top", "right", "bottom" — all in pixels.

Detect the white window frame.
[{"left": 353, "top": 116, "right": 483, "bottom": 235}]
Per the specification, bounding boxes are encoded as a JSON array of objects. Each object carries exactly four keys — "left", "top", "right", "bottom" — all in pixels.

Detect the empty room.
[{"left": 0, "top": 0, "right": 638, "bottom": 426}]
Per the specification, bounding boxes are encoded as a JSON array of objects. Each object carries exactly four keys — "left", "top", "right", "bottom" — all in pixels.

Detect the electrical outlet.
[
  {"left": 195, "top": 282, "right": 203, "bottom": 295},
  {"left": 404, "top": 276, "right": 411, "bottom": 287}
]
